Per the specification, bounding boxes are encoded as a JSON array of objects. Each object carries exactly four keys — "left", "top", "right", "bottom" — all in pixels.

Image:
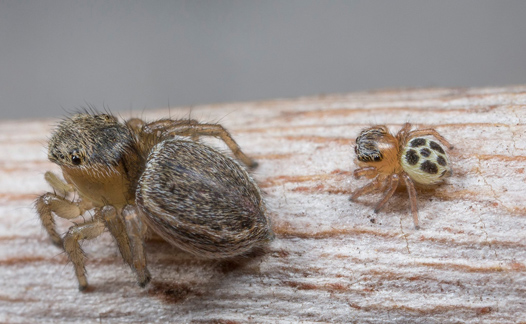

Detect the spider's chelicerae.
[
  {"left": 35, "top": 112, "right": 273, "bottom": 291},
  {"left": 350, "top": 123, "right": 453, "bottom": 229}
]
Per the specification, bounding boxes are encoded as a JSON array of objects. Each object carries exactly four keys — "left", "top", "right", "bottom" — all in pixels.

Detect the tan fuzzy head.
[{"left": 48, "top": 113, "right": 136, "bottom": 172}]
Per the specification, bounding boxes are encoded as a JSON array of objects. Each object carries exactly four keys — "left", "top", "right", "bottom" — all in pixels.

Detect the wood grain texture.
[{"left": 1, "top": 86, "right": 526, "bottom": 323}]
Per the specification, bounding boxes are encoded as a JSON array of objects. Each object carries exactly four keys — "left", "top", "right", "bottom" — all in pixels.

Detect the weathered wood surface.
[{"left": 1, "top": 86, "right": 526, "bottom": 323}]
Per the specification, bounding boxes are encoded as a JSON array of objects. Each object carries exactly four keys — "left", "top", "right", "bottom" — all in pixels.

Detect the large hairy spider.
[
  {"left": 35, "top": 113, "right": 273, "bottom": 291},
  {"left": 350, "top": 123, "right": 453, "bottom": 229}
]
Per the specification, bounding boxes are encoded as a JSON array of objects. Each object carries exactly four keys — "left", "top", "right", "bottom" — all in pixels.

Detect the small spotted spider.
[
  {"left": 35, "top": 112, "right": 272, "bottom": 291},
  {"left": 350, "top": 123, "right": 453, "bottom": 229}
]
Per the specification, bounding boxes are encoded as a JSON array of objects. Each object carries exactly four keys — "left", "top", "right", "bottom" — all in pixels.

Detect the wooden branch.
[{"left": 1, "top": 86, "right": 526, "bottom": 323}]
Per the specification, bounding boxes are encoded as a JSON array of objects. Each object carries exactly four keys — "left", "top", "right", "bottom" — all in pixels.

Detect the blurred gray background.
[{"left": 1, "top": 1, "right": 526, "bottom": 120}]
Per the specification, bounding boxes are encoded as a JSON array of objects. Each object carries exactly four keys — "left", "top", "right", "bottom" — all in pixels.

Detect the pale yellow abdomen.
[{"left": 400, "top": 136, "right": 451, "bottom": 185}]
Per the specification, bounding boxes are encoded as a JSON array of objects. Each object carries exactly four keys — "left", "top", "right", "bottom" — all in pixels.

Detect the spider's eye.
[
  {"left": 51, "top": 151, "right": 64, "bottom": 161},
  {"left": 72, "top": 155, "right": 81, "bottom": 165},
  {"left": 70, "top": 149, "right": 82, "bottom": 165},
  {"left": 97, "top": 114, "right": 113, "bottom": 122}
]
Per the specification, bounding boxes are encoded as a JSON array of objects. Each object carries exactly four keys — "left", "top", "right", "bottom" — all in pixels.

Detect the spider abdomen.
[
  {"left": 400, "top": 137, "right": 451, "bottom": 185},
  {"left": 136, "top": 139, "right": 272, "bottom": 259}
]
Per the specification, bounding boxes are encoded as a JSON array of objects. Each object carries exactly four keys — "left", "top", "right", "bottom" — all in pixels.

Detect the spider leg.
[
  {"left": 145, "top": 119, "right": 202, "bottom": 141},
  {"left": 35, "top": 192, "right": 90, "bottom": 246},
  {"left": 99, "top": 206, "right": 133, "bottom": 269},
  {"left": 98, "top": 205, "right": 151, "bottom": 287},
  {"left": 122, "top": 205, "right": 151, "bottom": 287},
  {"left": 399, "top": 123, "right": 412, "bottom": 135},
  {"left": 396, "top": 123, "right": 413, "bottom": 143},
  {"left": 353, "top": 166, "right": 378, "bottom": 179},
  {"left": 408, "top": 129, "right": 454, "bottom": 150},
  {"left": 401, "top": 173, "right": 420, "bottom": 229},
  {"left": 373, "top": 174, "right": 400, "bottom": 213},
  {"left": 63, "top": 220, "right": 106, "bottom": 291},
  {"left": 143, "top": 120, "right": 257, "bottom": 168},
  {"left": 44, "top": 171, "right": 74, "bottom": 196},
  {"left": 349, "top": 175, "right": 386, "bottom": 201},
  {"left": 141, "top": 118, "right": 200, "bottom": 132}
]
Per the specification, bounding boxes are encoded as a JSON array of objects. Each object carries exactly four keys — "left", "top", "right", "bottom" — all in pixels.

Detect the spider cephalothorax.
[
  {"left": 36, "top": 112, "right": 273, "bottom": 291},
  {"left": 350, "top": 123, "right": 453, "bottom": 229},
  {"left": 354, "top": 126, "right": 390, "bottom": 163},
  {"left": 48, "top": 114, "right": 137, "bottom": 169}
]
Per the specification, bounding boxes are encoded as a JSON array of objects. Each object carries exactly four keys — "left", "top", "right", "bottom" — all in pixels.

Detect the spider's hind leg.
[
  {"left": 408, "top": 128, "right": 454, "bottom": 150},
  {"left": 401, "top": 173, "right": 420, "bottom": 229},
  {"left": 149, "top": 120, "right": 257, "bottom": 168}
]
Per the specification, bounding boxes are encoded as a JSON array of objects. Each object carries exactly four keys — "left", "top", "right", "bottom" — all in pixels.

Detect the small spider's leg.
[
  {"left": 160, "top": 123, "right": 257, "bottom": 168},
  {"left": 63, "top": 220, "right": 106, "bottom": 291},
  {"left": 401, "top": 173, "right": 420, "bottom": 229},
  {"left": 399, "top": 123, "right": 412, "bottom": 135},
  {"left": 396, "top": 123, "right": 413, "bottom": 143},
  {"left": 44, "top": 171, "right": 74, "bottom": 197},
  {"left": 350, "top": 175, "right": 385, "bottom": 201},
  {"left": 99, "top": 206, "right": 134, "bottom": 270},
  {"left": 122, "top": 205, "right": 151, "bottom": 287},
  {"left": 353, "top": 167, "right": 378, "bottom": 179},
  {"left": 35, "top": 192, "right": 88, "bottom": 246},
  {"left": 408, "top": 129, "right": 454, "bottom": 149},
  {"left": 373, "top": 174, "right": 400, "bottom": 213}
]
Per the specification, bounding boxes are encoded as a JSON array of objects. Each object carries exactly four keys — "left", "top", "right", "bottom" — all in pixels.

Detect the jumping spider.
[
  {"left": 350, "top": 123, "right": 453, "bottom": 229},
  {"left": 35, "top": 112, "right": 273, "bottom": 291}
]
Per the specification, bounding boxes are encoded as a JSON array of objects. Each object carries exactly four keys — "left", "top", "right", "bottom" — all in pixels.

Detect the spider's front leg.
[
  {"left": 350, "top": 172, "right": 388, "bottom": 202},
  {"left": 63, "top": 220, "right": 106, "bottom": 291},
  {"left": 373, "top": 173, "right": 400, "bottom": 213},
  {"left": 145, "top": 120, "right": 257, "bottom": 168},
  {"left": 35, "top": 172, "right": 91, "bottom": 246},
  {"left": 353, "top": 166, "right": 378, "bottom": 179},
  {"left": 350, "top": 166, "right": 382, "bottom": 201},
  {"left": 44, "top": 171, "right": 75, "bottom": 196}
]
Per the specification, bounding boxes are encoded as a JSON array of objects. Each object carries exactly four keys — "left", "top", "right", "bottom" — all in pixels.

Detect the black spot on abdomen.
[
  {"left": 410, "top": 138, "right": 426, "bottom": 147},
  {"left": 429, "top": 141, "right": 445, "bottom": 154},
  {"left": 405, "top": 149, "right": 419, "bottom": 165},
  {"left": 420, "top": 148, "right": 431, "bottom": 157},
  {"left": 421, "top": 160, "right": 438, "bottom": 174},
  {"left": 437, "top": 155, "right": 447, "bottom": 166}
]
